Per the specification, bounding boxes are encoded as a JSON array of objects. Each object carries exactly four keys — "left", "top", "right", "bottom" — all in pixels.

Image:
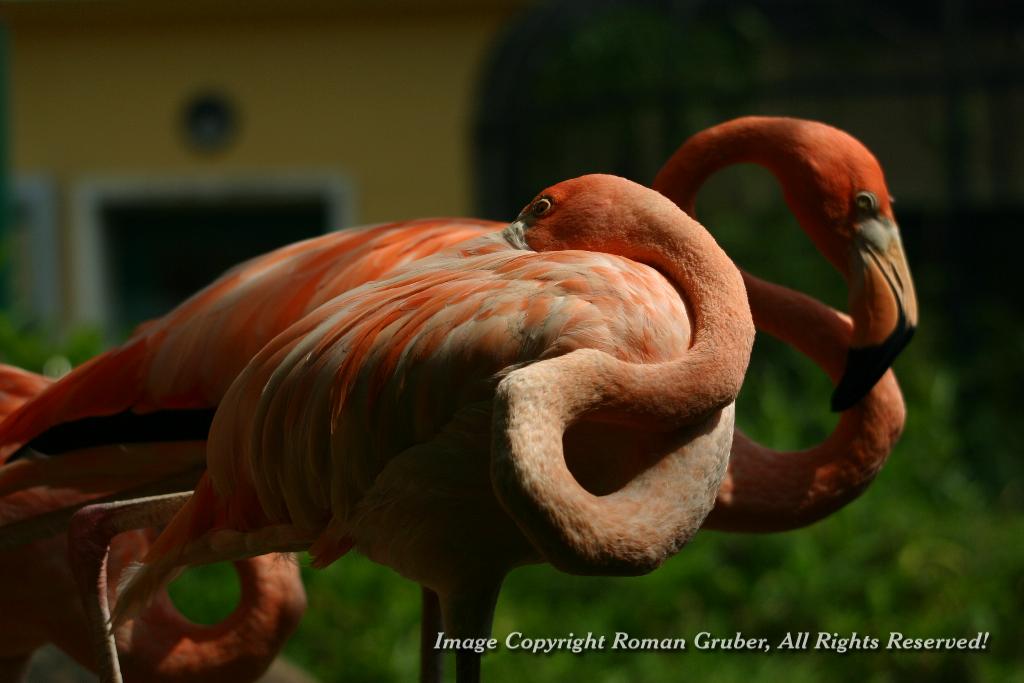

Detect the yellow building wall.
[
  {"left": 10, "top": 7, "right": 517, "bottom": 221},
  {"left": 5, "top": 1, "right": 524, "bottom": 325}
]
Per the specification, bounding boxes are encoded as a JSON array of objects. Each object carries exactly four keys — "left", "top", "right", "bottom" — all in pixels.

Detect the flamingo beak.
[
  {"left": 502, "top": 219, "right": 529, "bottom": 249},
  {"left": 831, "top": 216, "right": 918, "bottom": 411}
]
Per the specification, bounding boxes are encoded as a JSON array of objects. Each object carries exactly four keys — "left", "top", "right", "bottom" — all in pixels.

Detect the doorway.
[{"left": 71, "top": 174, "right": 352, "bottom": 336}]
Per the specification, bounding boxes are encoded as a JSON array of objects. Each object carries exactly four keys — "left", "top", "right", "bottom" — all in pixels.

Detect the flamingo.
[
  {"left": 0, "top": 116, "right": 916, "bottom": 680},
  {"left": 0, "top": 366, "right": 307, "bottom": 683},
  {"left": 651, "top": 116, "right": 917, "bottom": 530},
  {"left": 62, "top": 174, "right": 753, "bottom": 682}
]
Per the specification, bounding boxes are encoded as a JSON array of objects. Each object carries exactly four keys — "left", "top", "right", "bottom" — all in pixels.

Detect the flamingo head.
[
  {"left": 503, "top": 174, "right": 683, "bottom": 257},
  {"left": 778, "top": 124, "right": 919, "bottom": 411},
  {"left": 654, "top": 116, "right": 919, "bottom": 413}
]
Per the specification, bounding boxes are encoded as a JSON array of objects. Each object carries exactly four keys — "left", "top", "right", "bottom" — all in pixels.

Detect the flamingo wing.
[
  {"left": 191, "top": 234, "right": 693, "bottom": 546},
  {"left": 0, "top": 219, "right": 499, "bottom": 457},
  {"left": 0, "top": 366, "right": 51, "bottom": 421}
]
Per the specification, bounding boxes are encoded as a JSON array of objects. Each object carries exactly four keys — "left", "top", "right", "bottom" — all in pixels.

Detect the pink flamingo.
[
  {"left": 78, "top": 174, "right": 752, "bottom": 682},
  {"left": 652, "top": 116, "right": 917, "bottom": 530}
]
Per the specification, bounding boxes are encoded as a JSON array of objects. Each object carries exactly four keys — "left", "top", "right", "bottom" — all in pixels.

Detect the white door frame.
[
  {"left": 12, "top": 175, "right": 61, "bottom": 322},
  {"left": 69, "top": 171, "right": 355, "bottom": 330}
]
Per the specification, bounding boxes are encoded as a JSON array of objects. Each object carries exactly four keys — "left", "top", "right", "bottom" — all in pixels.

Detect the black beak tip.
[
  {"left": 830, "top": 381, "right": 865, "bottom": 413},
  {"left": 830, "top": 325, "right": 916, "bottom": 413}
]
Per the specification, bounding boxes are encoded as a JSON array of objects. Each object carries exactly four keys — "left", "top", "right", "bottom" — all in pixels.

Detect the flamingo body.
[
  {"left": 109, "top": 175, "right": 753, "bottom": 652},
  {"left": 0, "top": 219, "right": 497, "bottom": 453},
  {"left": 203, "top": 235, "right": 694, "bottom": 576}
]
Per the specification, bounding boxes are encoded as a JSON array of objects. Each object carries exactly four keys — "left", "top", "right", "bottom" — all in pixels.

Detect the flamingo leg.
[
  {"left": 421, "top": 587, "right": 444, "bottom": 683},
  {"left": 439, "top": 581, "right": 503, "bottom": 683},
  {"left": 456, "top": 650, "right": 481, "bottom": 683},
  {"left": 67, "top": 492, "right": 193, "bottom": 683},
  {"left": 0, "top": 469, "right": 201, "bottom": 552}
]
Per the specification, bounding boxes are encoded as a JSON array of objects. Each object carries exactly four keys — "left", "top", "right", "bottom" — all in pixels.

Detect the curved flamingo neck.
[
  {"left": 115, "top": 556, "right": 305, "bottom": 682},
  {"left": 653, "top": 118, "right": 777, "bottom": 216},
  {"left": 650, "top": 118, "right": 908, "bottom": 531},
  {"left": 702, "top": 273, "right": 905, "bottom": 531},
  {"left": 608, "top": 220, "right": 754, "bottom": 428},
  {"left": 492, "top": 195, "right": 753, "bottom": 575},
  {"left": 652, "top": 116, "right": 849, "bottom": 275}
]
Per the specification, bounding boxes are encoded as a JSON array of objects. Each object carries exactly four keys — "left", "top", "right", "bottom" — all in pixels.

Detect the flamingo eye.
[
  {"left": 855, "top": 191, "right": 878, "bottom": 213},
  {"left": 532, "top": 197, "right": 553, "bottom": 216}
]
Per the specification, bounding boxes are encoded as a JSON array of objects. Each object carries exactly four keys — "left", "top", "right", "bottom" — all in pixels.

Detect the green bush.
[{"left": 0, "top": 313, "right": 103, "bottom": 375}]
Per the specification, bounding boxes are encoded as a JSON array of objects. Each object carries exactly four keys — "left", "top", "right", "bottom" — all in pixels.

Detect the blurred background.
[{"left": 1, "top": 0, "right": 1022, "bottom": 681}]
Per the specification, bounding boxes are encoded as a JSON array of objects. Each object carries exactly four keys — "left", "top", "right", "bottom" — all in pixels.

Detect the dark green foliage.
[
  {"left": 0, "top": 314, "right": 102, "bottom": 374},
  {"left": 167, "top": 562, "right": 241, "bottom": 626}
]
